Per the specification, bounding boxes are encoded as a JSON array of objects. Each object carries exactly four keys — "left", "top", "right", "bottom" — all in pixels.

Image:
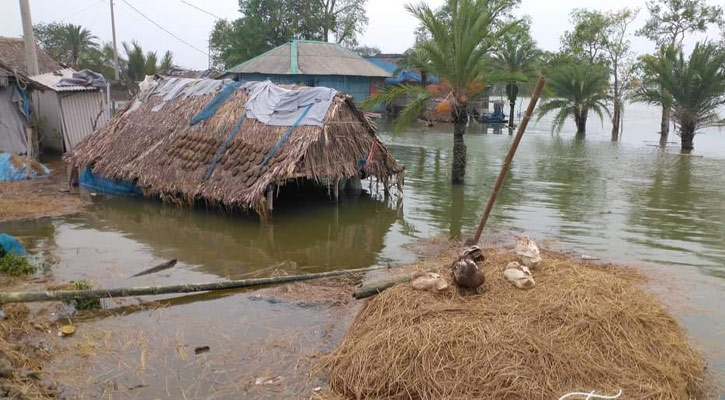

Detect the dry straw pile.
[{"left": 322, "top": 251, "right": 706, "bottom": 399}]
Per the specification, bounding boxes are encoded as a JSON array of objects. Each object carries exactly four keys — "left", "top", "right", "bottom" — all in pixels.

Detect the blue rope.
[
  {"left": 203, "top": 114, "right": 245, "bottom": 181},
  {"left": 262, "top": 104, "right": 313, "bottom": 166},
  {"left": 190, "top": 81, "right": 242, "bottom": 126}
]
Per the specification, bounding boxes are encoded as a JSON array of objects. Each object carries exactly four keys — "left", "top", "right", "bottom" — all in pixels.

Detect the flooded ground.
[{"left": 2, "top": 101, "right": 725, "bottom": 397}]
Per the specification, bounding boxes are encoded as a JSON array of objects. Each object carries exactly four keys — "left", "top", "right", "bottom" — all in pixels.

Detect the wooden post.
[
  {"left": 334, "top": 179, "right": 340, "bottom": 203},
  {"left": 266, "top": 187, "right": 273, "bottom": 212},
  {"left": 469, "top": 76, "right": 546, "bottom": 245}
]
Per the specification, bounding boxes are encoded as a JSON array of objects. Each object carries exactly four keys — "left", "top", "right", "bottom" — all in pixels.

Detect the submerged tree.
[
  {"left": 489, "top": 20, "right": 541, "bottom": 128},
  {"left": 537, "top": 60, "right": 610, "bottom": 135},
  {"left": 633, "top": 43, "right": 725, "bottom": 151},
  {"left": 637, "top": 0, "right": 724, "bottom": 137},
  {"left": 563, "top": 9, "right": 638, "bottom": 140},
  {"left": 363, "top": 0, "right": 519, "bottom": 184}
]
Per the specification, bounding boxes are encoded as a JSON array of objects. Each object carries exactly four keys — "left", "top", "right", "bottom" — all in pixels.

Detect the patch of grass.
[
  {"left": 0, "top": 253, "right": 37, "bottom": 276},
  {"left": 64, "top": 280, "right": 102, "bottom": 311}
]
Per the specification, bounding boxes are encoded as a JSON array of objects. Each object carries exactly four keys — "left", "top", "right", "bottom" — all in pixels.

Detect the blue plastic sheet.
[
  {"left": 189, "top": 81, "right": 242, "bottom": 126},
  {"left": 0, "top": 153, "right": 50, "bottom": 181},
  {"left": 79, "top": 166, "right": 142, "bottom": 196},
  {"left": 0, "top": 233, "right": 26, "bottom": 256}
]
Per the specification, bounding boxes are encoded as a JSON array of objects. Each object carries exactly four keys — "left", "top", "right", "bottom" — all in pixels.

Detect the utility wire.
[
  {"left": 119, "top": 0, "right": 208, "bottom": 55},
  {"left": 178, "top": 0, "right": 223, "bottom": 20}
]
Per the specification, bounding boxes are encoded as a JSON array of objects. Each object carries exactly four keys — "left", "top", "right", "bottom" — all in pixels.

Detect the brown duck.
[{"left": 451, "top": 256, "right": 485, "bottom": 290}]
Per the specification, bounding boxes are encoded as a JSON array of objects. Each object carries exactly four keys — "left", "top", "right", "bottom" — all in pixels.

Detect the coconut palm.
[
  {"left": 160, "top": 51, "right": 174, "bottom": 71},
  {"left": 633, "top": 43, "right": 725, "bottom": 151},
  {"left": 537, "top": 61, "right": 610, "bottom": 135},
  {"left": 64, "top": 24, "right": 98, "bottom": 69},
  {"left": 363, "top": 0, "right": 517, "bottom": 184},
  {"left": 490, "top": 23, "right": 541, "bottom": 128}
]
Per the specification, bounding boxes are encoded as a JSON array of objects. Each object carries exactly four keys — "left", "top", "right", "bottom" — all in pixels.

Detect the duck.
[
  {"left": 451, "top": 257, "right": 486, "bottom": 291},
  {"left": 503, "top": 261, "right": 535, "bottom": 289},
  {"left": 410, "top": 270, "right": 449, "bottom": 293},
  {"left": 515, "top": 235, "right": 542, "bottom": 269},
  {"left": 459, "top": 245, "right": 485, "bottom": 263}
]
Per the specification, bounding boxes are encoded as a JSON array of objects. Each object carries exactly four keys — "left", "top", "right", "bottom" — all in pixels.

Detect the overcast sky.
[{"left": 1, "top": 0, "right": 722, "bottom": 70}]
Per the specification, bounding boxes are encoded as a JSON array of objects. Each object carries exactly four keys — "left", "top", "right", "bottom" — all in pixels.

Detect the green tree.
[
  {"left": 564, "top": 9, "right": 638, "bottom": 140},
  {"left": 350, "top": 45, "right": 381, "bottom": 57},
  {"left": 537, "top": 60, "right": 610, "bottom": 135},
  {"left": 123, "top": 41, "right": 146, "bottom": 81},
  {"left": 209, "top": 0, "right": 369, "bottom": 69},
  {"left": 34, "top": 22, "right": 99, "bottom": 69},
  {"left": 160, "top": 51, "right": 174, "bottom": 71},
  {"left": 637, "top": 0, "right": 724, "bottom": 137},
  {"left": 633, "top": 43, "right": 725, "bottom": 151},
  {"left": 144, "top": 51, "right": 158, "bottom": 76},
  {"left": 363, "top": 0, "right": 519, "bottom": 184},
  {"left": 489, "top": 20, "right": 541, "bottom": 128}
]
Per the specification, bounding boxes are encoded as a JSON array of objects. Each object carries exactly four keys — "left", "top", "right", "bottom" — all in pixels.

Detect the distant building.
[{"left": 221, "top": 40, "right": 391, "bottom": 102}]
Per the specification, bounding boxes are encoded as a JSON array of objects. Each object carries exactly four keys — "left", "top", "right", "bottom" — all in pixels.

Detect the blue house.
[{"left": 221, "top": 40, "right": 391, "bottom": 102}]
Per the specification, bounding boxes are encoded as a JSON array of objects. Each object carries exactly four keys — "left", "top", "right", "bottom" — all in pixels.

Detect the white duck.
[
  {"left": 503, "top": 261, "right": 535, "bottom": 289},
  {"left": 515, "top": 236, "right": 542, "bottom": 269},
  {"left": 410, "top": 270, "right": 449, "bottom": 293}
]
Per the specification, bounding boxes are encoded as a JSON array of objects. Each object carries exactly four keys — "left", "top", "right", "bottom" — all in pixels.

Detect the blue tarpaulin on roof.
[{"left": 366, "top": 59, "right": 439, "bottom": 85}]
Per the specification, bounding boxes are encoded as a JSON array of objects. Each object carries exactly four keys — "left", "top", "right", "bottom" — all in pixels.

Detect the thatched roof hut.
[{"left": 67, "top": 78, "right": 403, "bottom": 219}]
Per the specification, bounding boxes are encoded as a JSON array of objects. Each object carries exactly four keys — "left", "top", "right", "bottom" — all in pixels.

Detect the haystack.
[
  {"left": 67, "top": 78, "right": 403, "bottom": 218},
  {"left": 322, "top": 251, "right": 706, "bottom": 400}
]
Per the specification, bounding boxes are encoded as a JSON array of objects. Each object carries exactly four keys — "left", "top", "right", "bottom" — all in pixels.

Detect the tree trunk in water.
[
  {"left": 680, "top": 123, "right": 695, "bottom": 151},
  {"left": 660, "top": 106, "right": 670, "bottom": 137},
  {"left": 451, "top": 109, "right": 467, "bottom": 184},
  {"left": 574, "top": 109, "right": 588, "bottom": 135},
  {"left": 508, "top": 100, "right": 515, "bottom": 129},
  {"left": 611, "top": 100, "right": 621, "bottom": 141}
]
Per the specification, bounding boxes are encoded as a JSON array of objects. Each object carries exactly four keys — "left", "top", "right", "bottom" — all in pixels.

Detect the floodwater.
[{"left": 2, "top": 100, "right": 725, "bottom": 397}]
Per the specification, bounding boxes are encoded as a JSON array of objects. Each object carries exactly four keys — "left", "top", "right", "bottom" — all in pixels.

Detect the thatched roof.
[
  {"left": 0, "top": 37, "right": 62, "bottom": 76},
  {"left": 67, "top": 78, "right": 403, "bottom": 217},
  {"left": 226, "top": 40, "right": 391, "bottom": 78}
]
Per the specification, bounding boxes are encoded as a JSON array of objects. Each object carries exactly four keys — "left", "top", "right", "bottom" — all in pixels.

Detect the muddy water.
[{"left": 2, "top": 101, "right": 725, "bottom": 397}]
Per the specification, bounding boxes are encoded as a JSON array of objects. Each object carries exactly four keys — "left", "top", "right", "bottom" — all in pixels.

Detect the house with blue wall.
[{"left": 221, "top": 40, "right": 391, "bottom": 103}]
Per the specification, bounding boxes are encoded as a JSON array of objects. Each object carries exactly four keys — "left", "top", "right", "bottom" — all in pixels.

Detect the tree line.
[
  {"left": 208, "top": 0, "right": 374, "bottom": 69},
  {"left": 33, "top": 22, "right": 176, "bottom": 83},
  {"left": 365, "top": 0, "right": 725, "bottom": 184}
]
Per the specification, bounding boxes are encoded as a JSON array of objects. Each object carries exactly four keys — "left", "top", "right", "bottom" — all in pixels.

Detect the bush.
[{"left": 0, "top": 253, "right": 36, "bottom": 276}]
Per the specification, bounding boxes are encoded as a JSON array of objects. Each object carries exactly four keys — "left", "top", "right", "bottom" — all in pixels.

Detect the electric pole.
[
  {"left": 18, "top": 0, "right": 39, "bottom": 76},
  {"left": 110, "top": 0, "right": 120, "bottom": 80}
]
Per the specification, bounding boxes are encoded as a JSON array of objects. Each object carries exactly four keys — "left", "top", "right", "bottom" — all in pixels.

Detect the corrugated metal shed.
[
  {"left": 226, "top": 41, "right": 391, "bottom": 77},
  {"left": 28, "top": 68, "right": 110, "bottom": 152}
]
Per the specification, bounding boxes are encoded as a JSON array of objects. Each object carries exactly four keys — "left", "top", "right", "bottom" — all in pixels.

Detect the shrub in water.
[{"left": 65, "top": 280, "right": 102, "bottom": 310}]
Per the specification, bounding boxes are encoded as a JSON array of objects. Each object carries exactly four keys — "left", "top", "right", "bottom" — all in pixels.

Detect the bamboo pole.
[
  {"left": 0, "top": 265, "right": 388, "bottom": 304},
  {"left": 353, "top": 274, "right": 411, "bottom": 299},
  {"left": 470, "top": 76, "right": 547, "bottom": 245}
]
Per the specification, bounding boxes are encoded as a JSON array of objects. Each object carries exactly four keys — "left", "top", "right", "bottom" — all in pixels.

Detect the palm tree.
[
  {"left": 537, "top": 61, "right": 610, "bottom": 135},
  {"left": 123, "top": 41, "right": 147, "bottom": 81},
  {"left": 633, "top": 43, "right": 725, "bottom": 151},
  {"left": 160, "top": 51, "right": 174, "bottom": 71},
  {"left": 490, "top": 24, "right": 541, "bottom": 128},
  {"left": 363, "top": 0, "right": 517, "bottom": 184},
  {"left": 144, "top": 51, "right": 158, "bottom": 76},
  {"left": 63, "top": 24, "right": 98, "bottom": 68}
]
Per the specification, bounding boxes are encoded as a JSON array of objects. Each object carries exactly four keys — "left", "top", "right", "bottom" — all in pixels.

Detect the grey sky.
[{"left": 1, "top": 0, "right": 722, "bottom": 70}]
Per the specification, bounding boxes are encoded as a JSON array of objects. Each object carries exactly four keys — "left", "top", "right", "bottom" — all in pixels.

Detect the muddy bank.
[{"left": 0, "top": 158, "right": 85, "bottom": 222}]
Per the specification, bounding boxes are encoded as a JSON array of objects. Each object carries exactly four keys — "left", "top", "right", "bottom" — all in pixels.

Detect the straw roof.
[
  {"left": 67, "top": 78, "right": 403, "bottom": 217},
  {"left": 226, "top": 40, "right": 391, "bottom": 78},
  {"left": 0, "top": 37, "right": 62, "bottom": 76}
]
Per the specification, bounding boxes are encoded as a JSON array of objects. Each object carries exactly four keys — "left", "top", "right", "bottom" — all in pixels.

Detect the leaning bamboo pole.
[
  {"left": 0, "top": 265, "right": 388, "bottom": 304},
  {"left": 470, "top": 76, "right": 547, "bottom": 244}
]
